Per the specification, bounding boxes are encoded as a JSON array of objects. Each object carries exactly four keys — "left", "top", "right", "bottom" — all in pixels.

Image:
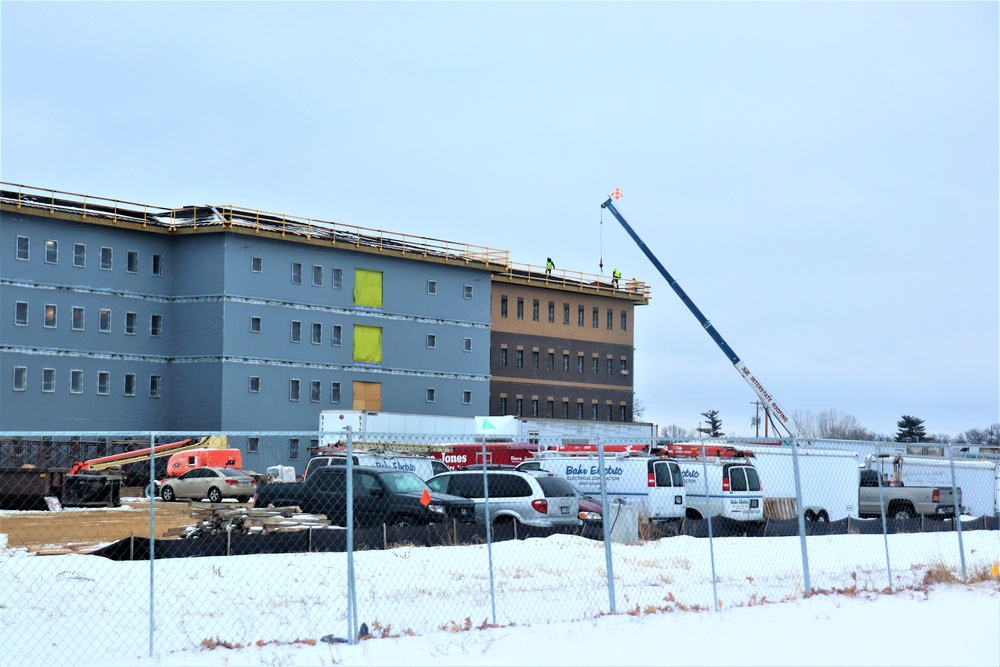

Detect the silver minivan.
[{"left": 425, "top": 470, "right": 580, "bottom": 528}]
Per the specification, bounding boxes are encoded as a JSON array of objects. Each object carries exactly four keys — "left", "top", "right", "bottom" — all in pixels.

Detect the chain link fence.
[{"left": 1, "top": 431, "right": 997, "bottom": 665}]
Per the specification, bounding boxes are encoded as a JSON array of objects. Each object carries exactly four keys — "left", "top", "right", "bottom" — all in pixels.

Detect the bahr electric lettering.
[
  {"left": 372, "top": 460, "right": 417, "bottom": 472},
  {"left": 564, "top": 464, "right": 623, "bottom": 479}
]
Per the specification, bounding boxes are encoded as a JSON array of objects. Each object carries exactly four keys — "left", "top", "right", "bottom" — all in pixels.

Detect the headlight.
[
  {"left": 579, "top": 511, "right": 602, "bottom": 521},
  {"left": 426, "top": 504, "right": 446, "bottom": 515}
]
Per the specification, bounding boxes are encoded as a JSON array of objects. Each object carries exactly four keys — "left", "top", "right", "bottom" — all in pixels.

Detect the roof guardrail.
[
  {"left": 498, "top": 260, "right": 651, "bottom": 300},
  {"left": 0, "top": 182, "right": 509, "bottom": 268},
  {"left": 1, "top": 182, "right": 647, "bottom": 298}
]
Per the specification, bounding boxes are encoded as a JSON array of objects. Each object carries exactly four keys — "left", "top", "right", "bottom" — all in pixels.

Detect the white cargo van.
[
  {"left": 666, "top": 444, "right": 764, "bottom": 522},
  {"left": 301, "top": 450, "right": 449, "bottom": 482},
  {"left": 516, "top": 452, "right": 686, "bottom": 522}
]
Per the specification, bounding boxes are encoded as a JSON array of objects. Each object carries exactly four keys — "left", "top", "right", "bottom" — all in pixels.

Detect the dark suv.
[{"left": 253, "top": 466, "right": 476, "bottom": 528}]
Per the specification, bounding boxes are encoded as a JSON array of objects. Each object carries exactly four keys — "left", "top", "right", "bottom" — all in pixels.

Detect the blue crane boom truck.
[{"left": 600, "top": 196, "right": 800, "bottom": 437}]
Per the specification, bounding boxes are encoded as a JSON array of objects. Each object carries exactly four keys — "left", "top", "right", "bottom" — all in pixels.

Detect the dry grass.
[
  {"left": 920, "top": 562, "right": 962, "bottom": 587},
  {"left": 205, "top": 557, "right": 1000, "bottom": 654},
  {"left": 200, "top": 636, "right": 318, "bottom": 650},
  {"left": 436, "top": 617, "right": 511, "bottom": 634},
  {"left": 361, "top": 620, "right": 415, "bottom": 639}
]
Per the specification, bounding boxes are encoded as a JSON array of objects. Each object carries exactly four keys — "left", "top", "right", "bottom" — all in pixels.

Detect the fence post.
[
  {"left": 789, "top": 436, "right": 811, "bottom": 595},
  {"left": 148, "top": 431, "right": 157, "bottom": 658},
  {"left": 480, "top": 437, "right": 497, "bottom": 626},
  {"left": 345, "top": 428, "right": 358, "bottom": 644},
  {"left": 947, "top": 445, "right": 968, "bottom": 581},
  {"left": 596, "top": 435, "right": 616, "bottom": 614},
  {"left": 874, "top": 448, "right": 893, "bottom": 592},
  {"left": 699, "top": 439, "right": 719, "bottom": 612}
]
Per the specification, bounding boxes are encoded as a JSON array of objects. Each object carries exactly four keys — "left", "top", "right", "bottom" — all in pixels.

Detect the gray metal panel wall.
[
  {"left": 1, "top": 211, "right": 178, "bottom": 430},
  {"left": 2, "top": 208, "right": 492, "bottom": 472},
  {"left": 216, "top": 233, "right": 491, "bottom": 423}
]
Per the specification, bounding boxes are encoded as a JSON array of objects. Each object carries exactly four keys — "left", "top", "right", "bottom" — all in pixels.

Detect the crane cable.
[{"left": 599, "top": 207, "right": 604, "bottom": 273}]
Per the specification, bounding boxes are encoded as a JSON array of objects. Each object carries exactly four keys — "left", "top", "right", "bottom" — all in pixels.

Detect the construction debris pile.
[{"left": 166, "top": 502, "right": 332, "bottom": 539}]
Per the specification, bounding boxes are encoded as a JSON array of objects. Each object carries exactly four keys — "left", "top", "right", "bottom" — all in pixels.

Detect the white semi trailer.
[
  {"left": 318, "top": 410, "right": 656, "bottom": 447},
  {"left": 744, "top": 446, "right": 861, "bottom": 521}
]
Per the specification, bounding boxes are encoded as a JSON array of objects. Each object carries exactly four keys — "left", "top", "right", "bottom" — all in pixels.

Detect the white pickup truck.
[{"left": 857, "top": 469, "right": 961, "bottom": 520}]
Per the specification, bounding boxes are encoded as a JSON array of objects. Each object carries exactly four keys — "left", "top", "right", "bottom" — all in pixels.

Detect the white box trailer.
[
  {"left": 506, "top": 417, "right": 656, "bottom": 444},
  {"left": 865, "top": 455, "right": 1000, "bottom": 517},
  {"left": 519, "top": 452, "right": 686, "bottom": 521},
  {"left": 744, "top": 446, "right": 860, "bottom": 521},
  {"left": 319, "top": 410, "right": 479, "bottom": 446},
  {"left": 319, "top": 410, "right": 657, "bottom": 447}
]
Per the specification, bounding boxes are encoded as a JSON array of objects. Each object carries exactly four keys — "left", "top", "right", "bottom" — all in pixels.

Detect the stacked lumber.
[
  {"left": 28, "top": 541, "right": 109, "bottom": 556},
  {"left": 165, "top": 502, "right": 332, "bottom": 538}
]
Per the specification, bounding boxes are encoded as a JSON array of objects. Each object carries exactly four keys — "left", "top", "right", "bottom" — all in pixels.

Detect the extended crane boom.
[
  {"left": 601, "top": 197, "right": 799, "bottom": 437},
  {"left": 67, "top": 435, "right": 228, "bottom": 475}
]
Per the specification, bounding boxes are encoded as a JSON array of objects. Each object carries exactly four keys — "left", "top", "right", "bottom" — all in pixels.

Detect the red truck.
[{"left": 425, "top": 443, "right": 538, "bottom": 470}]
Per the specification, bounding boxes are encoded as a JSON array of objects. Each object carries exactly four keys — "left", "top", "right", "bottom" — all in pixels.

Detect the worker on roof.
[
  {"left": 612, "top": 268, "right": 622, "bottom": 289},
  {"left": 545, "top": 257, "right": 555, "bottom": 276}
]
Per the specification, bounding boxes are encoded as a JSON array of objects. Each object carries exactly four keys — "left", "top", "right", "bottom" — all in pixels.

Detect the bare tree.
[
  {"left": 661, "top": 424, "right": 692, "bottom": 439},
  {"left": 631, "top": 396, "right": 645, "bottom": 421},
  {"left": 791, "top": 409, "right": 876, "bottom": 440},
  {"left": 954, "top": 424, "right": 1000, "bottom": 450}
]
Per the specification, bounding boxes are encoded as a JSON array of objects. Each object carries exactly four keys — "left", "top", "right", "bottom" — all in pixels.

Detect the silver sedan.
[{"left": 160, "top": 467, "right": 257, "bottom": 503}]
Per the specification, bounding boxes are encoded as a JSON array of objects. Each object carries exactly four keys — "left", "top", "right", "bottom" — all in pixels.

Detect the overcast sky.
[{"left": 3, "top": 2, "right": 997, "bottom": 439}]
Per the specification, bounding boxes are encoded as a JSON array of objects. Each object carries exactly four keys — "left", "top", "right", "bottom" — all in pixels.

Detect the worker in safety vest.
[
  {"left": 612, "top": 268, "right": 622, "bottom": 288},
  {"left": 546, "top": 257, "right": 555, "bottom": 276}
]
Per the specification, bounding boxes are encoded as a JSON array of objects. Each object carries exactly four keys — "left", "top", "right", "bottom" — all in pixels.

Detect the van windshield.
[{"left": 380, "top": 471, "right": 428, "bottom": 494}]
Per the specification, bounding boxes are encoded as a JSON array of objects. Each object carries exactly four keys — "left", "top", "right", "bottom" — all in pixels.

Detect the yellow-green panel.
[
  {"left": 353, "top": 269, "right": 383, "bottom": 308},
  {"left": 353, "top": 325, "right": 383, "bottom": 364}
]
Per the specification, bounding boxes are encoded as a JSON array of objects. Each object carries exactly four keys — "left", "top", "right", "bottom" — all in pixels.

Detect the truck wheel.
[
  {"left": 685, "top": 508, "right": 702, "bottom": 521},
  {"left": 391, "top": 515, "right": 417, "bottom": 528},
  {"left": 817, "top": 511, "right": 829, "bottom": 523},
  {"left": 804, "top": 510, "right": 816, "bottom": 522},
  {"left": 207, "top": 487, "right": 223, "bottom": 503},
  {"left": 891, "top": 504, "right": 914, "bottom": 520},
  {"left": 161, "top": 486, "right": 176, "bottom": 502}
]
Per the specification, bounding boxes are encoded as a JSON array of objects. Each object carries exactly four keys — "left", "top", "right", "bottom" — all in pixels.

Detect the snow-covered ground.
[{"left": 1, "top": 531, "right": 998, "bottom": 666}]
